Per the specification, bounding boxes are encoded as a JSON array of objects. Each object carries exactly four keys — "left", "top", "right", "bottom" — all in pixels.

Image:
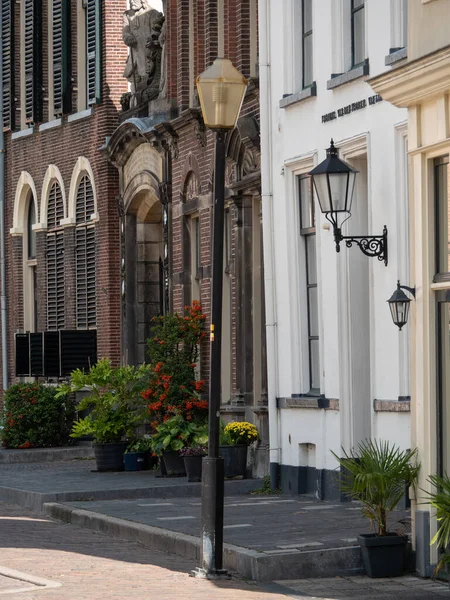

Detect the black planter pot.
[
  {"left": 358, "top": 533, "right": 407, "bottom": 578},
  {"left": 123, "top": 451, "right": 149, "bottom": 471},
  {"left": 183, "top": 455, "right": 204, "bottom": 482},
  {"left": 162, "top": 450, "right": 186, "bottom": 476},
  {"left": 219, "top": 444, "right": 247, "bottom": 478},
  {"left": 93, "top": 442, "right": 127, "bottom": 472}
]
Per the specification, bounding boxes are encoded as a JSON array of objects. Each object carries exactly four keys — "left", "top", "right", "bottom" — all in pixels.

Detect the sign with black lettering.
[{"left": 321, "top": 94, "right": 382, "bottom": 124}]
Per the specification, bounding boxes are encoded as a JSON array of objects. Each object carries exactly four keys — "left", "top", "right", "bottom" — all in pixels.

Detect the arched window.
[
  {"left": 75, "top": 175, "right": 96, "bottom": 329},
  {"left": 47, "top": 181, "right": 65, "bottom": 330},
  {"left": 24, "top": 194, "right": 37, "bottom": 331}
]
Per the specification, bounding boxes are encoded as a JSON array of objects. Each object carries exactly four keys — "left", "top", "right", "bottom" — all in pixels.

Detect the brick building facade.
[
  {"left": 106, "top": 0, "right": 268, "bottom": 474},
  {"left": 3, "top": 0, "right": 128, "bottom": 385}
]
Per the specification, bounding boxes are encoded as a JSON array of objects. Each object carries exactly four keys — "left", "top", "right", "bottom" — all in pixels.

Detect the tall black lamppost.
[{"left": 194, "top": 58, "right": 248, "bottom": 577}]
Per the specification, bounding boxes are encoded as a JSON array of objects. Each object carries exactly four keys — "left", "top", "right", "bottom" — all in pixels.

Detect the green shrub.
[{"left": 1, "top": 383, "right": 76, "bottom": 449}]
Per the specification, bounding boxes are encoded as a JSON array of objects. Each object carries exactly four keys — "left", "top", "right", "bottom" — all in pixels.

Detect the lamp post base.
[
  {"left": 199, "top": 456, "right": 225, "bottom": 574},
  {"left": 190, "top": 567, "right": 230, "bottom": 580}
]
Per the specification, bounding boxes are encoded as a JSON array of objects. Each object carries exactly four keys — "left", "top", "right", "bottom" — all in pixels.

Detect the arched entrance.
[{"left": 122, "top": 168, "right": 164, "bottom": 365}]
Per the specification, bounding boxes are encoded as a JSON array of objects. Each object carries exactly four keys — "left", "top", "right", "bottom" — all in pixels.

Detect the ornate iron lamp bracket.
[{"left": 334, "top": 225, "right": 388, "bottom": 266}]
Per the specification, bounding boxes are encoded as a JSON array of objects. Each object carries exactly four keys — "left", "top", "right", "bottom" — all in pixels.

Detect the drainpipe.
[
  {"left": 259, "top": 0, "right": 280, "bottom": 489},
  {"left": 0, "top": 12, "right": 7, "bottom": 394}
]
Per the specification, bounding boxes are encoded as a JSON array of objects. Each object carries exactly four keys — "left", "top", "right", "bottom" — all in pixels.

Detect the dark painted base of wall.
[{"left": 280, "top": 465, "right": 341, "bottom": 501}]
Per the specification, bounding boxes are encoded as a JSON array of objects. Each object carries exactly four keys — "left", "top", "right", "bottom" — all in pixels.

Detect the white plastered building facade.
[{"left": 259, "top": 0, "right": 411, "bottom": 499}]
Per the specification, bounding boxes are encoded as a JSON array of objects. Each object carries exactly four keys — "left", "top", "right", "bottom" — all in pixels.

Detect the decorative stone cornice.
[{"left": 369, "top": 45, "right": 450, "bottom": 107}]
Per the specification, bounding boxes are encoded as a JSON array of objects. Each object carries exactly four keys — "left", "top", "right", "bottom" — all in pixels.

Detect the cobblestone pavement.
[
  {"left": 0, "top": 501, "right": 287, "bottom": 600},
  {"left": 0, "top": 501, "right": 448, "bottom": 600},
  {"left": 67, "top": 495, "right": 409, "bottom": 553}
]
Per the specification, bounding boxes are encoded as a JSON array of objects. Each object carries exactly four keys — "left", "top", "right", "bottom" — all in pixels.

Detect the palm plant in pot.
[
  {"left": 424, "top": 473, "right": 450, "bottom": 578},
  {"left": 219, "top": 421, "right": 259, "bottom": 478},
  {"left": 332, "top": 440, "right": 419, "bottom": 578},
  {"left": 58, "top": 359, "right": 151, "bottom": 472},
  {"left": 151, "top": 414, "right": 208, "bottom": 477}
]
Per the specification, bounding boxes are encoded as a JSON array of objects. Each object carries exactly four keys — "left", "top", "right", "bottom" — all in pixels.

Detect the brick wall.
[{"left": 2, "top": 0, "right": 128, "bottom": 389}]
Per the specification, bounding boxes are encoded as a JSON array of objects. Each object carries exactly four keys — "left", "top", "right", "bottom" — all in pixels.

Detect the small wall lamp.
[{"left": 387, "top": 281, "right": 416, "bottom": 330}]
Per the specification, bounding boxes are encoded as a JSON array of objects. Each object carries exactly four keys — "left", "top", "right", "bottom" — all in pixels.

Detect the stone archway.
[{"left": 122, "top": 149, "right": 164, "bottom": 366}]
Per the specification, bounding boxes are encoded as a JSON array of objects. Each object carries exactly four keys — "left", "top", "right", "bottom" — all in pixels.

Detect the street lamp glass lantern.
[
  {"left": 309, "top": 140, "right": 358, "bottom": 220},
  {"left": 196, "top": 58, "right": 248, "bottom": 130},
  {"left": 387, "top": 283, "right": 411, "bottom": 330}
]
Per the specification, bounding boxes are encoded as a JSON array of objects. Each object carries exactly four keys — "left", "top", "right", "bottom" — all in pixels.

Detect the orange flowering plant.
[{"left": 143, "top": 301, "right": 208, "bottom": 430}]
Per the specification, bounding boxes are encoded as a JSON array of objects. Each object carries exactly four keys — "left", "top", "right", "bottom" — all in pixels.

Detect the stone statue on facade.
[
  {"left": 158, "top": 0, "right": 168, "bottom": 99},
  {"left": 122, "top": 0, "right": 164, "bottom": 108}
]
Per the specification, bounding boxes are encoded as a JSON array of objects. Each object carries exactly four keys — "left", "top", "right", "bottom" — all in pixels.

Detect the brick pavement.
[{"left": 0, "top": 501, "right": 448, "bottom": 600}]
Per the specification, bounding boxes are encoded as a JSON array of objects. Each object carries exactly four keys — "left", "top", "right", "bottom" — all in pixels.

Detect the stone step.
[{"left": 0, "top": 445, "right": 94, "bottom": 464}]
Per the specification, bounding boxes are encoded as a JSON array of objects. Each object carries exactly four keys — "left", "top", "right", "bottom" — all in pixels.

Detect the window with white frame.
[
  {"left": 302, "top": 0, "right": 313, "bottom": 88},
  {"left": 21, "top": 0, "right": 43, "bottom": 127},
  {"left": 351, "top": 0, "right": 365, "bottom": 68},
  {"left": 25, "top": 195, "right": 37, "bottom": 332},
  {"left": 299, "top": 175, "right": 320, "bottom": 393},
  {"left": 47, "top": 182, "right": 65, "bottom": 330},
  {"left": 75, "top": 175, "right": 96, "bottom": 329}
]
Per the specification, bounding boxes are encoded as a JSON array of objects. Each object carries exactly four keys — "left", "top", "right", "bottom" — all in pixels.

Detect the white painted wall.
[{"left": 260, "top": 0, "right": 411, "bottom": 474}]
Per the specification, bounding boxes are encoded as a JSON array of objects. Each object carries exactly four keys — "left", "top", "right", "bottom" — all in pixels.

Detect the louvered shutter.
[
  {"left": 2, "top": 0, "right": 13, "bottom": 130},
  {"left": 52, "top": 0, "right": 71, "bottom": 116},
  {"left": 76, "top": 177, "right": 96, "bottom": 329},
  {"left": 47, "top": 183, "right": 65, "bottom": 330},
  {"left": 86, "top": 0, "right": 101, "bottom": 106},
  {"left": 47, "top": 182, "right": 64, "bottom": 229},
  {"left": 47, "top": 232, "right": 64, "bottom": 330},
  {"left": 24, "top": 0, "right": 42, "bottom": 124},
  {"left": 53, "top": 0, "right": 63, "bottom": 116}
]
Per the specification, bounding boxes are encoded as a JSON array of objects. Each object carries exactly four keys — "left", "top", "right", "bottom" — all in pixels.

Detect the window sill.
[
  {"left": 11, "top": 128, "right": 34, "bottom": 141},
  {"left": 279, "top": 83, "right": 317, "bottom": 109},
  {"left": 373, "top": 398, "right": 411, "bottom": 412},
  {"left": 38, "top": 118, "right": 62, "bottom": 132},
  {"left": 385, "top": 47, "right": 407, "bottom": 66},
  {"left": 277, "top": 395, "right": 339, "bottom": 410},
  {"left": 68, "top": 108, "right": 93, "bottom": 123},
  {"left": 327, "top": 60, "right": 369, "bottom": 90}
]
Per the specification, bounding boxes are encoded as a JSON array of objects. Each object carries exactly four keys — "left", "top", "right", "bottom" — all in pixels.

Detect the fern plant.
[
  {"left": 424, "top": 473, "right": 450, "bottom": 575},
  {"left": 332, "top": 440, "right": 420, "bottom": 536}
]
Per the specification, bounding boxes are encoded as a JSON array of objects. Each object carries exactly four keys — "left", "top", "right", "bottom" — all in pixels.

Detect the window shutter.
[
  {"left": 47, "top": 231, "right": 65, "bottom": 330},
  {"left": 2, "top": 0, "right": 13, "bottom": 129},
  {"left": 24, "top": 0, "right": 42, "bottom": 124},
  {"left": 86, "top": 0, "right": 101, "bottom": 106},
  {"left": 76, "top": 176, "right": 96, "bottom": 329},
  {"left": 47, "top": 182, "right": 64, "bottom": 229},
  {"left": 47, "top": 182, "right": 65, "bottom": 331},
  {"left": 52, "top": 0, "right": 63, "bottom": 116}
]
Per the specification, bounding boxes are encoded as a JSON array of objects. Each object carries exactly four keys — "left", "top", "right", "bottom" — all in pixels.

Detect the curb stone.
[{"left": 43, "top": 502, "right": 364, "bottom": 582}]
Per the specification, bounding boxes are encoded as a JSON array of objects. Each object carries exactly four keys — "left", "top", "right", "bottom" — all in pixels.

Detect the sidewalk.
[
  {"left": 0, "top": 500, "right": 448, "bottom": 600},
  {"left": 0, "top": 459, "right": 409, "bottom": 581}
]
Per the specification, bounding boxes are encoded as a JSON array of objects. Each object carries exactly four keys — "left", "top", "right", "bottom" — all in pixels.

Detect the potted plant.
[
  {"left": 332, "top": 440, "right": 419, "bottom": 578},
  {"left": 219, "top": 421, "right": 259, "bottom": 478},
  {"left": 180, "top": 446, "right": 207, "bottom": 482},
  {"left": 424, "top": 473, "right": 450, "bottom": 577},
  {"left": 151, "top": 415, "right": 208, "bottom": 477},
  {"left": 58, "top": 359, "right": 150, "bottom": 472},
  {"left": 124, "top": 437, "right": 156, "bottom": 472}
]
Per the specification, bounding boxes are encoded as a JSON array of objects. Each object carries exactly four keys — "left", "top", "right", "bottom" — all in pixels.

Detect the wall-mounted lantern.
[
  {"left": 309, "top": 140, "right": 388, "bottom": 266},
  {"left": 387, "top": 281, "right": 416, "bottom": 330}
]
